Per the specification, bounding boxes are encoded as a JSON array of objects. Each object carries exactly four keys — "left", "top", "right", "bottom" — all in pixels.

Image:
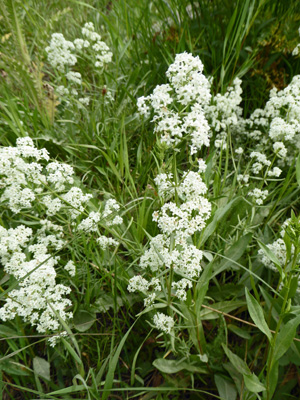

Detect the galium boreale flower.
[
  {"left": 47, "top": 22, "right": 112, "bottom": 105},
  {"left": 0, "top": 138, "right": 122, "bottom": 341},
  {"left": 46, "top": 33, "right": 77, "bottom": 71},
  {"left": 0, "top": 224, "right": 72, "bottom": 334},
  {"left": 137, "top": 52, "right": 211, "bottom": 154},
  {"left": 132, "top": 53, "right": 215, "bottom": 336},
  {"left": 153, "top": 313, "right": 175, "bottom": 334},
  {"left": 248, "top": 188, "right": 268, "bottom": 205}
]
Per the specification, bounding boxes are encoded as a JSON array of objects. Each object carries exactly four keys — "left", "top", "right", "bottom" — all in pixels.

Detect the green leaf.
[
  {"left": 268, "top": 361, "right": 279, "bottom": 399},
  {"left": 0, "top": 324, "right": 18, "bottom": 337},
  {"left": 94, "top": 291, "right": 123, "bottom": 313},
  {"left": 222, "top": 344, "right": 250, "bottom": 375},
  {"left": 289, "top": 277, "right": 299, "bottom": 299},
  {"left": 49, "top": 385, "right": 87, "bottom": 395},
  {"left": 102, "top": 321, "right": 137, "bottom": 400},
  {"left": 222, "top": 345, "right": 265, "bottom": 394},
  {"left": 213, "top": 233, "right": 252, "bottom": 277},
  {"left": 244, "top": 373, "right": 266, "bottom": 393},
  {"left": 200, "top": 300, "right": 246, "bottom": 320},
  {"left": 0, "top": 360, "right": 31, "bottom": 376},
  {"left": 73, "top": 310, "right": 96, "bottom": 332},
  {"left": 200, "top": 197, "right": 241, "bottom": 246},
  {"left": 153, "top": 358, "right": 207, "bottom": 374},
  {"left": 296, "top": 153, "right": 300, "bottom": 186},
  {"left": 273, "top": 315, "right": 300, "bottom": 362},
  {"left": 215, "top": 374, "right": 237, "bottom": 400},
  {"left": 227, "top": 324, "right": 251, "bottom": 340},
  {"left": 195, "top": 261, "right": 213, "bottom": 315},
  {"left": 223, "top": 362, "right": 243, "bottom": 394},
  {"left": 245, "top": 288, "right": 272, "bottom": 342},
  {"left": 33, "top": 357, "right": 50, "bottom": 381},
  {"left": 61, "top": 338, "right": 83, "bottom": 366}
]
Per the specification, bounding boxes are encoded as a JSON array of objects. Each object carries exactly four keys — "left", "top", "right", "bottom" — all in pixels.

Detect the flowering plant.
[{"left": 0, "top": 137, "right": 122, "bottom": 344}]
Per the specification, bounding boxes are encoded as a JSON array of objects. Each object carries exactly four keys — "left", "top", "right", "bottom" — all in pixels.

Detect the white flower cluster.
[
  {"left": 46, "top": 22, "right": 112, "bottom": 105},
  {"left": 140, "top": 234, "right": 204, "bottom": 278},
  {"left": 127, "top": 276, "right": 162, "bottom": 307},
  {"left": 205, "top": 77, "right": 243, "bottom": 150},
  {"left": 46, "top": 33, "right": 77, "bottom": 72},
  {"left": 128, "top": 167, "right": 211, "bottom": 320},
  {"left": 166, "top": 53, "right": 211, "bottom": 106},
  {"left": 0, "top": 224, "right": 72, "bottom": 334},
  {"left": 248, "top": 188, "right": 268, "bottom": 205},
  {"left": 81, "top": 22, "right": 113, "bottom": 68},
  {"left": 172, "top": 278, "right": 193, "bottom": 301},
  {"left": 0, "top": 137, "right": 91, "bottom": 217},
  {"left": 249, "top": 151, "right": 271, "bottom": 175},
  {"left": 0, "top": 138, "right": 122, "bottom": 338},
  {"left": 77, "top": 199, "right": 123, "bottom": 249},
  {"left": 153, "top": 312, "right": 175, "bottom": 334},
  {"left": 259, "top": 238, "right": 287, "bottom": 272},
  {"left": 137, "top": 52, "right": 211, "bottom": 154},
  {"left": 245, "top": 75, "right": 300, "bottom": 165},
  {"left": 237, "top": 174, "right": 249, "bottom": 186},
  {"left": 131, "top": 53, "right": 214, "bottom": 335},
  {"left": 153, "top": 172, "right": 211, "bottom": 240}
]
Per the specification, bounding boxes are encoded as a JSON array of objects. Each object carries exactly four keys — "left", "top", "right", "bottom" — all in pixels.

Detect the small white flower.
[
  {"left": 64, "top": 260, "right": 76, "bottom": 277},
  {"left": 153, "top": 312, "right": 174, "bottom": 333}
]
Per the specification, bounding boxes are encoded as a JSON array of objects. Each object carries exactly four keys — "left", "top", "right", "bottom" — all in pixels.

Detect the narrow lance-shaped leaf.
[
  {"left": 273, "top": 314, "right": 300, "bottom": 362},
  {"left": 245, "top": 288, "right": 272, "bottom": 342},
  {"left": 222, "top": 344, "right": 265, "bottom": 394},
  {"left": 243, "top": 373, "right": 266, "bottom": 393}
]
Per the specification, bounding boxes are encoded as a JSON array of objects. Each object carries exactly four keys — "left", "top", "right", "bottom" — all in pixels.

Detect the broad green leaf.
[
  {"left": 244, "top": 373, "right": 266, "bottom": 393},
  {"left": 223, "top": 362, "right": 243, "bottom": 394},
  {"left": 33, "top": 357, "right": 50, "bottom": 381},
  {"left": 283, "top": 232, "right": 292, "bottom": 262},
  {"left": 222, "top": 345, "right": 265, "bottom": 394},
  {"left": 245, "top": 288, "right": 272, "bottom": 342},
  {"left": 94, "top": 292, "right": 123, "bottom": 313},
  {"left": 222, "top": 344, "right": 250, "bottom": 375},
  {"left": 260, "top": 286, "right": 280, "bottom": 323},
  {"left": 268, "top": 361, "right": 279, "bottom": 399},
  {"left": 0, "top": 324, "right": 18, "bottom": 337},
  {"left": 73, "top": 310, "right": 96, "bottom": 332},
  {"left": 153, "top": 358, "right": 207, "bottom": 374},
  {"left": 289, "top": 277, "right": 299, "bottom": 299},
  {"left": 215, "top": 374, "right": 237, "bottom": 400},
  {"left": 273, "top": 315, "right": 300, "bottom": 362}
]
